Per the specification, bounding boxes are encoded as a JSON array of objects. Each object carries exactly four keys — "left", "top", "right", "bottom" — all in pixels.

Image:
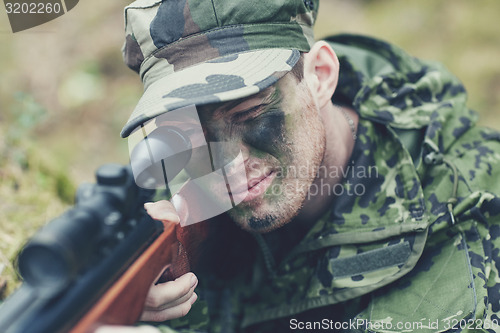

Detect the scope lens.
[{"left": 19, "top": 244, "right": 70, "bottom": 290}]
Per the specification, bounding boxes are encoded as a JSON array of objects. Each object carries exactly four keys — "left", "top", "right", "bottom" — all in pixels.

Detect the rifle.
[{"left": 0, "top": 163, "right": 185, "bottom": 333}]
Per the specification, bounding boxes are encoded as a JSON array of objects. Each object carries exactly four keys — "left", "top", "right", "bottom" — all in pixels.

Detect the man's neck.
[{"left": 295, "top": 103, "right": 358, "bottom": 225}]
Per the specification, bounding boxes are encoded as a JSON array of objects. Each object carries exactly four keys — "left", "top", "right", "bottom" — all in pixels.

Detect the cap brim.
[{"left": 121, "top": 48, "right": 300, "bottom": 137}]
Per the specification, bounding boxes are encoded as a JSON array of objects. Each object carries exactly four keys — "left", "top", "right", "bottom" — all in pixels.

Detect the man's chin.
[
  {"left": 227, "top": 179, "right": 310, "bottom": 233},
  {"left": 227, "top": 208, "right": 297, "bottom": 234}
]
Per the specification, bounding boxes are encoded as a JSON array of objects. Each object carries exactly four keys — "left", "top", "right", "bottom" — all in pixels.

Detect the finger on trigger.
[
  {"left": 144, "top": 200, "right": 180, "bottom": 223},
  {"left": 171, "top": 194, "right": 189, "bottom": 224}
]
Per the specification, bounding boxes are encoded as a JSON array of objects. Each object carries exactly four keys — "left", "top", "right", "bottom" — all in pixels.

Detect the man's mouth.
[{"left": 230, "top": 171, "right": 275, "bottom": 203}]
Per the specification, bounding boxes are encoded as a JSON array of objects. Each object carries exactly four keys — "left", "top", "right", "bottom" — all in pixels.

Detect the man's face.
[{"left": 198, "top": 72, "right": 326, "bottom": 233}]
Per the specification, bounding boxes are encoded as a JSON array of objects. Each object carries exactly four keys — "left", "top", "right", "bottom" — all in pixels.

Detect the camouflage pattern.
[
  {"left": 140, "top": 34, "right": 500, "bottom": 333},
  {"left": 120, "top": 0, "right": 318, "bottom": 138}
]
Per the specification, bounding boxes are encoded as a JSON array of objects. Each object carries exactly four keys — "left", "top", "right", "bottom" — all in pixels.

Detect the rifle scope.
[
  {"left": 130, "top": 126, "right": 192, "bottom": 190},
  {"left": 17, "top": 165, "right": 135, "bottom": 292},
  {"left": 17, "top": 208, "right": 101, "bottom": 291}
]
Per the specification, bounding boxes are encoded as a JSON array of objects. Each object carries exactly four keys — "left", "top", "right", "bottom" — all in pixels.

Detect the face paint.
[
  {"left": 243, "top": 112, "right": 286, "bottom": 157},
  {"left": 198, "top": 73, "right": 326, "bottom": 233}
]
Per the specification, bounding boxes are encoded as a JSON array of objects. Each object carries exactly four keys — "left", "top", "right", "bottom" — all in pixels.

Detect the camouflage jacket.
[{"left": 152, "top": 34, "right": 500, "bottom": 333}]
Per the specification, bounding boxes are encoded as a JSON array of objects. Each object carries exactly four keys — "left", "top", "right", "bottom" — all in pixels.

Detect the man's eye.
[
  {"left": 232, "top": 111, "right": 259, "bottom": 123},
  {"left": 231, "top": 104, "right": 275, "bottom": 123},
  {"left": 244, "top": 109, "right": 279, "bottom": 122}
]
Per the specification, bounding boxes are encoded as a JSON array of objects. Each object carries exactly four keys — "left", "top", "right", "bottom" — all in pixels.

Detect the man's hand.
[
  {"left": 95, "top": 200, "right": 198, "bottom": 332},
  {"left": 93, "top": 270, "right": 198, "bottom": 332},
  {"left": 142, "top": 200, "right": 198, "bottom": 322},
  {"left": 140, "top": 270, "right": 198, "bottom": 322}
]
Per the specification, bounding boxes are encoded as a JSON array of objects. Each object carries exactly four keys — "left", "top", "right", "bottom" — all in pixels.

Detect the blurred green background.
[{"left": 0, "top": 0, "right": 499, "bottom": 297}]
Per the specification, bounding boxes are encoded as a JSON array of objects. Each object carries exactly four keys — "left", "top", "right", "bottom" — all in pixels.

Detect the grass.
[{"left": 0, "top": 139, "right": 73, "bottom": 296}]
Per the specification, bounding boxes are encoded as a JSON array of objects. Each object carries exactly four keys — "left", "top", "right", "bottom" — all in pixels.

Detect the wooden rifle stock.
[{"left": 71, "top": 221, "right": 181, "bottom": 332}]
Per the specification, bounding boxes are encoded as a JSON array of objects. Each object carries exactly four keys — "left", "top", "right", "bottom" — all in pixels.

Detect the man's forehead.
[{"left": 199, "top": 84, "right": 278, "bottom": 119}]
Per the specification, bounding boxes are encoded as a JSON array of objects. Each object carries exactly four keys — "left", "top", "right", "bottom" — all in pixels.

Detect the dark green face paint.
[
  {"left": 243, "top": 109, "right": 286, "bottom": 156},
  {"left": 241, "top": 85, "right": 288, "bottom": 158},
  {"left": 198, "top": 84, "right": 289, "bottom": 161}
]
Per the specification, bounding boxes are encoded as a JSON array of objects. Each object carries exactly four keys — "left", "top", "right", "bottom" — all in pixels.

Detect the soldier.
[{"left": 99, "top": 0, "right": 500, "bottom": 332}]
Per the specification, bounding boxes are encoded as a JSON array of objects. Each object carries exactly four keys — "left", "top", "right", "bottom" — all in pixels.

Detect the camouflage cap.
[{"left": 120, "top": 0, "right": 319, "bottom": 138}]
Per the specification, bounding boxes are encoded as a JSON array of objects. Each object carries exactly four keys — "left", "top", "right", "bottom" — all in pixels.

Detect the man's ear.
[{"left": 303, "top": 41, "right": 340, "bottom": 109}]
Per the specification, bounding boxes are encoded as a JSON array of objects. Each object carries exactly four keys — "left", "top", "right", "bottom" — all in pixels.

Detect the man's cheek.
[{"left": 243, "top": 112, "right": 287, "bottom": 155}]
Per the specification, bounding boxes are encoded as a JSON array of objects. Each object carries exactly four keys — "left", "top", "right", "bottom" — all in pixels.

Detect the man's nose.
[
  {"left": 239, "top": 143, "right": 250, "bottom": 164},
  {"left": 208, "top": 140, "right": 249, "bottom": 170}
]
